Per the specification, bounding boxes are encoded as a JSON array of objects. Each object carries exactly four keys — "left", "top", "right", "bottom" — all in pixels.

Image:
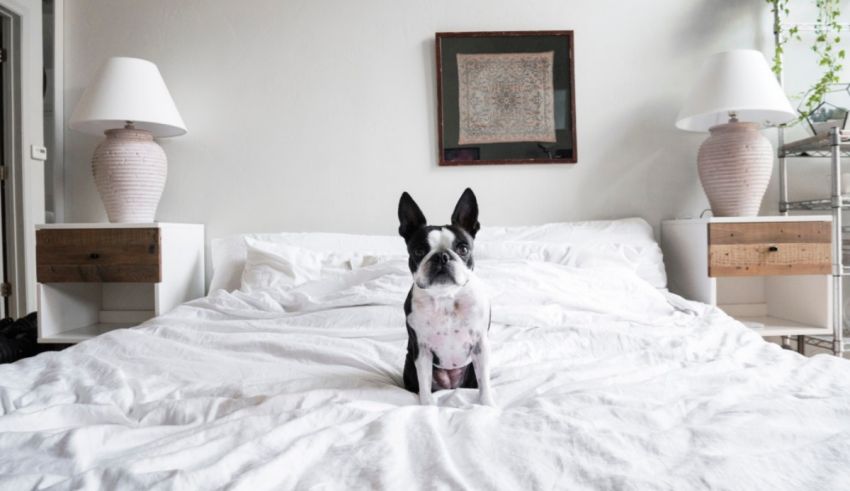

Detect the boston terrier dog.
[{"left": 397, "top": 188, "right": 494, "bottom": 406}]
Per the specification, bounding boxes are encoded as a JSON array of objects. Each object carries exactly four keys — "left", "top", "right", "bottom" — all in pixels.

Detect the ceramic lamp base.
[
  {"left": 92, "top": 127, "right": 166, "bottom": 223},
  {"left": 697, "top": 121, "right": 773, "bottom": 217}
]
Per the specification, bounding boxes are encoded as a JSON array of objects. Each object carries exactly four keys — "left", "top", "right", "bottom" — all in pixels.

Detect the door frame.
[
  {"left": 43, "top": 0, "right": 62, "bottom": 224},
  {"left": 0, "top": 0, "right": 44, "bottom": 318}
]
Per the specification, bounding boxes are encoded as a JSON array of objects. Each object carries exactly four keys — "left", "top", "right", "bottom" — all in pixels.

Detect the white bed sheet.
[{"left": 1, "top": 258, "right": 850, "bottom": 490}]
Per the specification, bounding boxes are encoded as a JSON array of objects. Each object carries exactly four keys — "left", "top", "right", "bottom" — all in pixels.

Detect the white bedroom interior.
[
  {"left": 55, "top": 1, "right": 839, "bottom": 270},
  {"left": 0, "top": 0, "right": 849, "bottom": 488},
  {"left": 60, "top": 1, "right": 749, "bottom": 238}
]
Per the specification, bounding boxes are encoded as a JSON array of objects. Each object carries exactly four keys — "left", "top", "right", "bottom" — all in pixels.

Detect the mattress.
[{"left": 1, "top": 254, "right": 850, "bottom": 489}]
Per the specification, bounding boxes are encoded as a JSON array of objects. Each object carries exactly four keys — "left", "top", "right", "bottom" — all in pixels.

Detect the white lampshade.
[
  {"left": 676, "top": 49, "right": 796, "bottom": 132},
  {"left": 70, "top": 57, "right": 187, "bottom": 137}
]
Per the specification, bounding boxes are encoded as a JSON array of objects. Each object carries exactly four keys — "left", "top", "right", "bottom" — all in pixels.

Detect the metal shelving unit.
[
  {"left": 772, "top": 8, "right": 850, "bottom": 357},
  {"left": 778, "top": 127, "right": 848, "bottom": 356}
]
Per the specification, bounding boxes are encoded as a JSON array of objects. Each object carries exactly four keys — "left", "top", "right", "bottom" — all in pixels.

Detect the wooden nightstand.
[
  {"left": 661, "top": 216, "right": 833, "bottom": 349},
  {"left": 35, "top": 223, "right": 204, "bottom": 343}
]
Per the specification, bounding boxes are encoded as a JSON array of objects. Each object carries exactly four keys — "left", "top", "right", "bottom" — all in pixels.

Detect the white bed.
[{"left": 1, "top": 219, "right": 850, "bottom": 490}]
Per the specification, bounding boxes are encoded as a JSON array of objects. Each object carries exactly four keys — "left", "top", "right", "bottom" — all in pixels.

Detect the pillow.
[
  {"left": 211, "top": 218, "right": 667, "bottom": 293},
  {"left": 475, "top": 240, "right": 665, "bottom": 287},
  {"left": 475, "top": 218, "right": 666, "bottom": 288},
  {"left": 476, "top": 218, "right": 658, "bottom": 246},
  {"left": 240, "top": 238, "right": 403, "bottom": 291},
  {"left": 209, "top": 232, "right": 406, "bottom": 292}
]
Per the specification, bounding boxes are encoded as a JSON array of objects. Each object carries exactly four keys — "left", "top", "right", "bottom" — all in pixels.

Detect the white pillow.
[
  {"left": 475, "top": 240, "right": 664, "bottom": 287},
  {"left": 241, "top": 238, "right": 403, "bottom": 291},
  {"left": 211, "top": 218, "right": 667, "bottom": 293},
  {"left": 209, "top": 232, "right": 406, "bottom": 292},
  {"left": 476, "top": 218, "right": 666, "bottom": 288},
  {"left": 477, "top": 217, "right": 658, "bottom": 246}
]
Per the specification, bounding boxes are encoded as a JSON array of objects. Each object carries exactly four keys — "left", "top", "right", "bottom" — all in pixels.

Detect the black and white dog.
[{"left": 397, "top": 188, "right": 494, "bottom": 406}]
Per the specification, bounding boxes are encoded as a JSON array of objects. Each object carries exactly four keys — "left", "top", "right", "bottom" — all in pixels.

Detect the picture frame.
[{"left": 436, "top": 31, "right": 577, "bottom": 166}]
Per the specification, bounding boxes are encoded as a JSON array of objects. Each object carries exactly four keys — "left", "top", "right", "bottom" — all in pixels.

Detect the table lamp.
[
  {"left": 70, "top": 57, "right": 187, "bottom": 223},
  {"left": 676, "top": 49, "right": 796, "bottom": 216}
]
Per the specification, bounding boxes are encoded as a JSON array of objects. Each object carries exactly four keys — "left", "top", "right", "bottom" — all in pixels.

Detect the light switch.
[{"left": 31, "top": 145, "right": 47, "bottom": 161}]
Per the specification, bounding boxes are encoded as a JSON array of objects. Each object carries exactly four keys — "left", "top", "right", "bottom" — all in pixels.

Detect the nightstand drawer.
[
  {"left": 36, "top": 228, "right": 161, "bottom": 282},
  {"left": 708, "top": 221, "right": 831, "bottom": 277}
]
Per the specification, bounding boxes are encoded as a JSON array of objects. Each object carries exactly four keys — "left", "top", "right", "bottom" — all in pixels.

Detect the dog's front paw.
[{"left": 419, "top": 393, "right": 436, "bottom": 406}]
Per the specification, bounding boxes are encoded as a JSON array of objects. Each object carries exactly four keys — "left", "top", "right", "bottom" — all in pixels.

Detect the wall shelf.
[{"left": 780, "top": 130, "right": 850, "bottom": 158}]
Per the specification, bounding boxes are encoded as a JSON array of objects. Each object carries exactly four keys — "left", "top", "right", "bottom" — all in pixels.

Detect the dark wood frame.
[{"left": 436, "top": 30, "right": 577, "bottom": 166}]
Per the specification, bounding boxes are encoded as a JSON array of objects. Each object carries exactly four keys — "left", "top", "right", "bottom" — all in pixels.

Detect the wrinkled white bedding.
[{"left": 2, "top": 258, "right": 850, "bottom": 490}]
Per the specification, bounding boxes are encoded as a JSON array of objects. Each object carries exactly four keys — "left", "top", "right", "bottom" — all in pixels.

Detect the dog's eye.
[
  {"left": 457, "top": 244, "right": 469, "bottom": 256},
  {"left": 414, "top": 249, "right": 427, "bottom": 258}
]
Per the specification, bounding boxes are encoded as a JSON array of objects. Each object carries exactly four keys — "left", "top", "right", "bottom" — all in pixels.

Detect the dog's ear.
[
  {"left": 451, "top": 188, "right": 480, "bottom": 238},
  {"left": 398, "top": 192, "right": 427, "bottom": 241}
]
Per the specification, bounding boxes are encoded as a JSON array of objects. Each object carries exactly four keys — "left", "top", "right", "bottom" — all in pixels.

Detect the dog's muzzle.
[{"left": 427, "top": 252, "right": 455, "bottom": 283}]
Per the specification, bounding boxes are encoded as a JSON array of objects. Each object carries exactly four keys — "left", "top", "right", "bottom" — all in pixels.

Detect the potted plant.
[{"left": 800, "top": 83, "right": 850, "bottom": 135}]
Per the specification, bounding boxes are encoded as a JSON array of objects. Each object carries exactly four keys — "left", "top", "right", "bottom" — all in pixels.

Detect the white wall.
[{"left": 62, "top": 1, "right": 775, "bottom": 253}]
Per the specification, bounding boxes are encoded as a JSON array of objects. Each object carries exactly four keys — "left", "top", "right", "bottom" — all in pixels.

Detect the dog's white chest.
[{"left": 407, "top": 277, "right": 489, "bottom": 369}]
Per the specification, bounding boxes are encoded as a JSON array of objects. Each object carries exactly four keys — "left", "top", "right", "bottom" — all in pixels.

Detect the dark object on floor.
[{"left": 0, "top": 313, "right": 66, "bottom": 364}]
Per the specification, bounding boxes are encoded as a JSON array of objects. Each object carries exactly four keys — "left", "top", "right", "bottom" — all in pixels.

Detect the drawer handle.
[
  {"left": 89, "top": 252, "right": 100, "bottom": 260},
  {"left": 768, "top": 245, "right": 779, "bottom": 252}
]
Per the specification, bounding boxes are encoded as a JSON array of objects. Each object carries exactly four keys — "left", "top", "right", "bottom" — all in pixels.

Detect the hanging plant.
[
  {"left": 769, "top": 0, "right": 800, "bottom": 77},
  {"left": 767, "top": 0, "right": 846, "bottom": 122}
]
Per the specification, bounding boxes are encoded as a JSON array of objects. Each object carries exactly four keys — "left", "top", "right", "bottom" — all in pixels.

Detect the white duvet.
[{"left": 2, "top": 258, "right": 850, "bottom": 490}]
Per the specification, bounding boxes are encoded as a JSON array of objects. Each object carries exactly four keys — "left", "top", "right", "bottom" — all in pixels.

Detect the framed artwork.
[{"left": 436, "top": 31, "right": 577, "bottom": 166}]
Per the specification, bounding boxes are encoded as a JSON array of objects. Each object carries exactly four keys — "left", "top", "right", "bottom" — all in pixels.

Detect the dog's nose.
[{"left": 439, "top": 252, "right": 450, "bottom": 264}]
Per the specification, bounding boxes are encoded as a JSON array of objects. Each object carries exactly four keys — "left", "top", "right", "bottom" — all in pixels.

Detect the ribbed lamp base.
[
  {"left": 92, "top": 128, "right": 167, "bottom": 223},
  {"left": 697, "top": 121, "right": 773, "bottom": 217}
]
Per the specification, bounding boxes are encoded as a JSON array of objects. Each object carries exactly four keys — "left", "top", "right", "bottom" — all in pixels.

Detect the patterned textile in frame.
[{"left": 456, "top": 51, "right": 556, "bottom": 145}]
